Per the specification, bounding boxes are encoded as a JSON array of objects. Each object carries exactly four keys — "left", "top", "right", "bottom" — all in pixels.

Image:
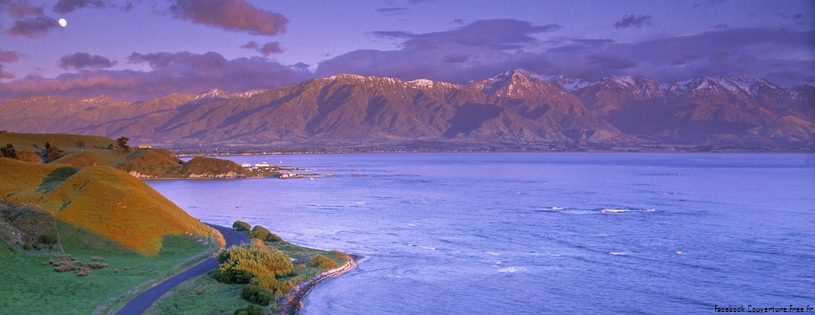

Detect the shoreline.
[{"left": 276, "top": 254, "right": 361, "bottom": 315}]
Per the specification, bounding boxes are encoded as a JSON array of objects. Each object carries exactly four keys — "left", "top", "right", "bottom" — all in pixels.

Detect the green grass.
[
  {"left": 0, "top": 222, "right": 212, "bottom": 315},
  {"left": 147, "top": 240, "right": 349, "bottom": 314},
  {"left": 143, "top": 275, "right": 250, "bottom": 315}
]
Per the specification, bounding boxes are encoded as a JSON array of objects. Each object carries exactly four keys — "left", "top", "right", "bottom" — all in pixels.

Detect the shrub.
[
  {"left": 331, "top": 249, "right": 350, "bottom": 260},
  {"left": 233, "top": 221, "right": 251, "bottom": 232},
  {"left": 45, "top": 145, "right": 62, "bottom": 162},
  {"left": 250, "top": 225, "right": 283, "bottom": 242},
  {"left": 233, "top": 304, "right": 265, "bottom": 315},
  {"left": 38, "top": 234, "right": 57, "bottom": 245},
  {"left": 22, "top": 242, "right": 32, "bottom": 251},
  {"left": 309, "top": 255, "right": 339, "bottom": 269},
  {"left": 214, "top": 245, "right": 294, "bottom": 284},
  {"left": 241, "top": 284, "right": 274, "bottom": 305},
  {"left": 250, "top": 275, "right": 291, "bottom": 295}
]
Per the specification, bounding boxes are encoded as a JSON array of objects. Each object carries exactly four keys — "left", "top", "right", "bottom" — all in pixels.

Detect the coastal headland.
[{"left": 0, "top": 132, "right": 352, "bottom": 314}]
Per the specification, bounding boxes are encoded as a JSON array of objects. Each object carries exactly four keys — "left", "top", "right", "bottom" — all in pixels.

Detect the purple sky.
[{"left": 0, "top": 0, "right": 813, "bottom": 101}]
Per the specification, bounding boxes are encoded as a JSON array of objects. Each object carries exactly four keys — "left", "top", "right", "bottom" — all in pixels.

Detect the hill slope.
[{"left": 0, "top": 158, "right": 223, "bottom": 255}]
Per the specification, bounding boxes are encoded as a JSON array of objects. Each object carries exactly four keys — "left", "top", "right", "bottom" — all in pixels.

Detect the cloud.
[
  {"left": 0, "top": 66, "right": 14, "bottom": 79},
  {"left": 9, "top": 15, "right": 59, "bottom": 37},
  {"left": 377, "top": 7, "right": 408, "bottom": 12},
  {"left": 168, "top": 0, "right": 287, "bottom": 36},
  {"left": 373, "top": 19, "right": 561, "bottom": 50},
  {"left": 0, "top": 50, "right": 22, "bottom": 63},
  {"left": 585, "top": 54, "right": 636, "bottom": 69},
  {"left": 240, "top": 41, "right": 283, "bottom": 56},
  {"left": 613, "top": 14, "right": 652, "bottom": 28},
  {"left": 59, "top": 52, "right": 116, "bottom": 70},
  {"left": 442, "top": 53, "right": 469, "bottom": 63},
  {"left": 316, "top": 22, "right": 815, "bottom": 88},
  {"left": 53, "top": 0, "right": 107, "bottom": 14},
  {"left": 4, "top": 0, "right": 44, "bottom": 18},
  {"left": 0, "top": 50, "right": 22, "bottom": 79},
  {"left": 0, "top": 51, "right": 307, "bottom": 101}
]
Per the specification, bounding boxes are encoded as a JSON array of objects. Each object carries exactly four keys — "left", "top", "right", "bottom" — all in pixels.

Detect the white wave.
[
  {"left": 610, "top": 252, "right": 627, "bottom": 256},
  {"left": 498, "top": 266, "right": 528, "bottom": 273},
  {"left": 602, "top": 209, "right": 629, "bottom": 213}
]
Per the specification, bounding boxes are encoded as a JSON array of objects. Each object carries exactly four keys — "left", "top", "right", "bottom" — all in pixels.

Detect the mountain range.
[{"left": 1, "top": 70, "right": 813, "bottom": 150}]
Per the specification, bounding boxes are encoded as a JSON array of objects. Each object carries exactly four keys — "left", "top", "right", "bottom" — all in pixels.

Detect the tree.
[
  {"left": 1, "top": 144, "right": 17, "bottom": 159},
  {"left": 116, "top": 137, "right": 130, "bottom": 152},
  {"left": 233, "top": 220, "right": 251, "bottom": 232},
  {"left": 46, "top": 145, "right": 62, "bottom": 162}
]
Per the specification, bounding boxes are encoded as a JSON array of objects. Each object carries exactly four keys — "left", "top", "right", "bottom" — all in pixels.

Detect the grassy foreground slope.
[{"left": 0, "top": 158, "right": 224, "bottom": 255}]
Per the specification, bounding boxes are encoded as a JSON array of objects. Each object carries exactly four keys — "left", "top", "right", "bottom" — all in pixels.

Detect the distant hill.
[
  {"left": 1, "top": 132, "right": 251, "bottom": 178},
  {"left": 1, "top": 71, "right": 812, "bottom": 149},
  {"left": 0, "top": 158, "right": 224, "bottom": 255}
]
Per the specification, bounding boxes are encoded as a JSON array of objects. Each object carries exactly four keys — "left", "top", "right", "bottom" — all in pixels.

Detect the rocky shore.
[{"left": 276, "top": 254, "right": 360, "bottom": 315}]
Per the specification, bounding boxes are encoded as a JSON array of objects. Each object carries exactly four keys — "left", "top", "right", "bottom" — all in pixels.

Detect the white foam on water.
[{"left": 498, "top": 266, "right": 528, "bottom": 273}]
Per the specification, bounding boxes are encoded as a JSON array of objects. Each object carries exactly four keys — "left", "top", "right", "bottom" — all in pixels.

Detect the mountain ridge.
[{"left": 1, "top": 70, "right": 812, "bottom": 149}]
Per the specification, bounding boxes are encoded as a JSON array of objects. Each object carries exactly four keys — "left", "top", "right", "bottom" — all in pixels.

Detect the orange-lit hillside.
[{"left": 0, "top": 158, "right": 225, "bottom": 255}]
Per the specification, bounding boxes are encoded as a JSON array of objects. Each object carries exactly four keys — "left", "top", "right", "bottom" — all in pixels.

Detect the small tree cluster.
[
  {"left": 116, "top": 136, "right": 130, "bottom": 152},
  {"left": 241, "top": 284, "right": 274, "bottom": 305},
  {"left": 233, "top": 220, "right": 251, "bottom": 232},
  {"left": 309, "top": 255, "right": 339, "bottom": 269},
  {"left": 1, "top": 144, "right": 17, "bottom": 159},
  {"left": 214, "top": 244, "right": 294, "bottom": 284},
  {"left": 250, "top": 225, "right": 283, "bottom": 242},
  {"left": 38, "top": 234, "right": 58, "bottom": 245},
  {"left": 250, "top": 275, "right": 291, "bottom": 295},
  {"left": 45, "top": 145, "right": 62, "bottom": 162}
]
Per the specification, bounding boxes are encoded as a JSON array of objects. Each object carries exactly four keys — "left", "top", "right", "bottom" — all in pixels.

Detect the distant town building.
[{"left": 136, "top": 145, "right": 152, "bottom": 149}]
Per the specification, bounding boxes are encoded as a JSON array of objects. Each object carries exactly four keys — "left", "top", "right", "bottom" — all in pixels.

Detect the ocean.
[{"left": 147, "top": 152, "right": 815, "bottom": 314}]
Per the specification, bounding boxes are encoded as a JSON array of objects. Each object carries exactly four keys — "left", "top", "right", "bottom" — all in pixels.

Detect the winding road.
[{"left": 115, "top": 224, "right": 249, "bottom": 315}]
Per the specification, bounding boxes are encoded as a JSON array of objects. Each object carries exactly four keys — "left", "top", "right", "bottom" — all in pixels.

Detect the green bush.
[
  {"left": 214, "top": 245, "right": 294, "bottom": 284},
  {"left": 22, "top": 242, "right": 32, "bottom": 251},
  {"left": 233, "top": 304, "right": 265, "bottom": 315},
  {"left": 38, "top": 234, "right": 57, "bottom": 245},
  {"left": 241, "top": 284, "right": 273, "bottom": 305},
  {"left": 250, "top": 225, "right": 283, "bottom": 242},
  {"left": 251, "top": 275, "right": 291, "bottom": 295},
  {"left": 233, "top": 221, "right": 251, "bottom": 232},
  {"left": 309, "top": 255, "right": 339, "bottom": 269}
]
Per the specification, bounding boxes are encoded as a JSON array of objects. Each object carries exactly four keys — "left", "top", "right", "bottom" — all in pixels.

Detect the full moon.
[{"left": 58, "top": 18, "right": 67, "bottom": 27}]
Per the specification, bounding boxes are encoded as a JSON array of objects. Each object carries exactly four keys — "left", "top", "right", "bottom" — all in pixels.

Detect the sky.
[{"left": 0, "top": 0, "right": 813, "bottom": 101}]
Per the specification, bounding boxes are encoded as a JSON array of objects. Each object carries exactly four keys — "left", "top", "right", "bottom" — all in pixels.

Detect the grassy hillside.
[
  {"left": 180, "top": 156, "right": 252, "bottom": 178},
  {"left": 55, "top": 148, "right": 185, "bottom": 178},
  {"left": 0, "top": 158, "right": 224, "bottom": 255},
  {"left": 0, "top": 132, "right": 115, "bottom": 155}
]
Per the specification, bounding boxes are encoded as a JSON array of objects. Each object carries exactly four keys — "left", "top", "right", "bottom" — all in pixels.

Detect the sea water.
[{"left": 147, "top": 153, "right": 815, "bottom": 314}]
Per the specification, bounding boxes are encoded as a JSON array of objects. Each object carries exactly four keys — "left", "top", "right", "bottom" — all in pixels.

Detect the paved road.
[{"left": 115, "top": 224, "right": 249, "bottom": 315}]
